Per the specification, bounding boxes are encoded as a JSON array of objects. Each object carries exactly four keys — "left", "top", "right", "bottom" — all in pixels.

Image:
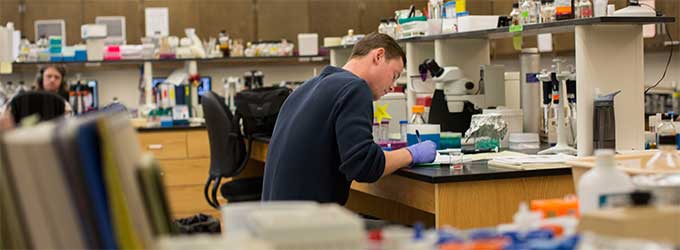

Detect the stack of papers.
[{"left": 489, "top": 155, "right": 576, "bottom": 170}]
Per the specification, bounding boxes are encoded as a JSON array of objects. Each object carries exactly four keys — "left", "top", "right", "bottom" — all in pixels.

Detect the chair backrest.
[
  {"left": 9, "top": 91, "right": 66, "bottom": 124},
  {"left": 201, "top": 91, "right": 246, "bottom": 178}
]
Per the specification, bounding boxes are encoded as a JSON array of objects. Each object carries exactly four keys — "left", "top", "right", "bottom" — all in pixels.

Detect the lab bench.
[
  {"left": 135, "top": 125, "right": 264, "bottom": 221},
  {"left": 250, "top": 137, "right": 574, "bottom": 229}
]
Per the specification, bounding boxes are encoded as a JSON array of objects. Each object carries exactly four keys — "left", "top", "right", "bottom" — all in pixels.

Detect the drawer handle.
[{"left": 148, "top": 144, "right": 163, "bottom": 150}]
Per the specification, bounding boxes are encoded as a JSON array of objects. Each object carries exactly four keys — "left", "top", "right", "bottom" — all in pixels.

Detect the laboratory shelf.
[
  {"left": 12, "top": 55, "right": 328, "bottom": 65},
  {"left": 319, "top": 16, "right": 676, "bottom": 47},
  {"left": 322, "top": 44, "right": 355, "bottom": 50},
  {"left": 11, "top": 55, "right": 329, "bottom": 71}
]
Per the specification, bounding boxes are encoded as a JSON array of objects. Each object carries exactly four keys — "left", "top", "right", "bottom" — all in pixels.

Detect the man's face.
[
  {"left": 368, "top": 50, "right": 404, "bottom": 100},
  {"left": 42, "top": 67, "right": 63, "bottom": 92}
]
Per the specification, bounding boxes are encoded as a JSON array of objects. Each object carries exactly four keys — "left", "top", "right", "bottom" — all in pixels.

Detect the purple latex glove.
[{"left": 406, "top": 140, "right": 437, "bottom": 165}]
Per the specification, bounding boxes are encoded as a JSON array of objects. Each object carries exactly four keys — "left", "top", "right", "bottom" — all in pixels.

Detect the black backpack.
[{"left": 234, "top": 86, "right": 291, "bottom": 139}]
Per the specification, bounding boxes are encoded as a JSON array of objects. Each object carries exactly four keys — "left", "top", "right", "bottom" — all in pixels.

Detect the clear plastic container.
[
  {"left": 372, "top": 122, "right": 380, "bottom": 142},
  {"left": 578, "top": 0, "right": 593, "bottom": 18},
  {"left": 400, "top": 120, "right": 408, "bottom": 142},
  {"left": 541, "top": 0, "right": 556, "bottom": 23},
  {"left": 646, "top": 118, "right": 680, "bottom": 171},
  {"left": 410, "top": 105, "right": 426, "bottom": 124},
  {"left": 510, "top": 3, "right": 522, "bottom": 26},
  {"left": 380, "top": 120, "right": 390, "bottom": 142}
]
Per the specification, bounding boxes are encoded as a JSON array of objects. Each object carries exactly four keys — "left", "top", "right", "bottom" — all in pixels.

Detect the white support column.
[
  {"left": 406, "top": 41, "right": 435, "bottom": 114},
  {"left": 330, "top": 48, "right": 352, "bottom": 67},
  {"left": 575, "top": 25, "right": 645, "bottom": 156},
  {"left": 434, "top": 39, "right": 491, "bottom": 84}
]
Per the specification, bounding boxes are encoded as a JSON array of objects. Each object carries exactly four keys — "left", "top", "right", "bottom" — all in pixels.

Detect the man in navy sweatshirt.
[{"left": 262, "top": 33, "right": 437, "bottom": 205}]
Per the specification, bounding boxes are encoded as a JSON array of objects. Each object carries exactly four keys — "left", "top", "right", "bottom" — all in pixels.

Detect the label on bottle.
[
  {"left": 510, "top": 25, "right": 524, "bottom": 33},
  {"left": 658, "top": 134, "right": 677, "bottom": 146}
]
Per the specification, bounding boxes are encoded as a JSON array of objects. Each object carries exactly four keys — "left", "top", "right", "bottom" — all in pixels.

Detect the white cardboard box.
[{"left": 297, "top": 33, "right": 318, "bottom": 56}]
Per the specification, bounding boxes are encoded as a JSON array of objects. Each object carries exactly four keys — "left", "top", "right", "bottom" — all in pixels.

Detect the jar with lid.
[
  {"left": 410, "top": 105, "right": 426, "bottom": 124},
  {"left": 378, "top": 19, "right": 389, "bottom": 35},
  {"left": 541, "top": 0, "right": 556, "bottom": 23},
  {"left": 510, "top": 3, "right": 522, "bottom": 26},
  {"left": 646, "top": 115, "right": 680, "bottom": 171},
  {"left": 578, "top": 0, "right": 593, "bottom": 18}
]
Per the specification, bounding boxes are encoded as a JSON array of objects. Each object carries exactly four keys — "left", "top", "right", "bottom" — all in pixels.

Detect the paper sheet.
[{"left": 145, "top": 8, "right": 169, "bottom": 37}]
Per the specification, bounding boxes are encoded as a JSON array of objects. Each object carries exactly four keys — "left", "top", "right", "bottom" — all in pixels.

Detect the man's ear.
[{"left": 373, "top": 48, "right": 385, "bottom": 65}]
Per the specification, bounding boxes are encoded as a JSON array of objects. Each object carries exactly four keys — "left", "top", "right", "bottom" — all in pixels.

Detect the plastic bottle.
[
  {"left": 593, "top": 0, "right": 608, "bottom": 17},
  {"left": 578, "top": 0, "right": 593, "bottom": 18},
  {"left": 541, "top": 0, "right": 556, "bottom": 23},
  {"left": 646, "top": 116, "right": 680, "bottom": 171},
  {"left": 520, "top": 0, "right": 534, "bottom": 24},
  {"left": 410, "top": 105, "right": 426, "bottom": 124},
  {"left": 373, "top": 122, "right": 380, "bottom": 142},
  {"left": 400, "top": 120, "right": 408, "bottom": 142},
  {"left": 378, "top": 19, "right": 389, "bottom": 35},
  {"left": 555, "top": 0, "right": 573, "bottom": 20},
  {"left": 510, "top": 3, "right": 522, "bottom": 26},
  {"left": 381, "top": 120, "right": 390, "bottom": 142},
  {"left": 578, "top": 149, "right": 634, "bottom": 213}
]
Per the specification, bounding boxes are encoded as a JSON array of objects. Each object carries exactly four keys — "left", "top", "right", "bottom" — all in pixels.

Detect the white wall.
[
  {"left": 493, "top": 50, "right": 680, "bottom": 90},
  {"left": 0, "top": 50, "right": 677, "bottom": 109},
  {"left": 0, "top": 64, "right": 325, "bottom": 109}
]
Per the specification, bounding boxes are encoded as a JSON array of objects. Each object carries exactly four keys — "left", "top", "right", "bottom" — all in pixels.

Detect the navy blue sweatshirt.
[{"left": 262, "top": 66, "right": 386, "bottom": 205}]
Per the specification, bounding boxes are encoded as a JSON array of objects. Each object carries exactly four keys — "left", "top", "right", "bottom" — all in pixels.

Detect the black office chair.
[
  {"left": 202, "top": 91, "right": 263, "bottom": 208},
  {"left": 8, "top": 91, "right": 67, "bottom": 125}
]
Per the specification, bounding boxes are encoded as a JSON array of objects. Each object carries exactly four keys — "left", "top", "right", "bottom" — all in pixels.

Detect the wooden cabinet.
[
  {"left": 82, "top": 0, "right": 144, "bottom": 45},
  {"left": 196, "top": 0, "right": 256, "bottom": 43},
  {"left": 138, "top": 131, "right": 188, "bottom": 160},
  {"left": 138, "top": 129, "right": 211, "bottom": 219},
  {"left": 138, "top": 128, "right": 264, "bottom": 220},
  {"left": 0, "top": 1, "right": 23, "bottom": 29},
  {"left": 645, "top": 0, "right": 679, "bottom": 51},
  {"left": 22, "top": 0, "right": 84, "bottom": 43}
]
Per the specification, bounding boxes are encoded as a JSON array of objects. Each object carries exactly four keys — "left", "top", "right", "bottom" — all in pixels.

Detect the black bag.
[{"left": 234, "top": 86, "right": 291, "bottom": 138}]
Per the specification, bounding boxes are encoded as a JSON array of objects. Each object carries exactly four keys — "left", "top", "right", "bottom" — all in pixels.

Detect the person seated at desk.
[
  {"left": 35, "top": 64, "right": 70, "bottom": 100},
  {"left": 0, "top": 65, "right": 72, "bottom": 129},
  {"left": 262, "top": 33, "right": 437, "bottom": 205}
]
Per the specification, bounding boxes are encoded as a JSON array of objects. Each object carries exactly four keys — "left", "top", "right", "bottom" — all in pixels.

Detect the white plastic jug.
[{"left": 577, "top": 149, "right": 634, "bottom": 213}]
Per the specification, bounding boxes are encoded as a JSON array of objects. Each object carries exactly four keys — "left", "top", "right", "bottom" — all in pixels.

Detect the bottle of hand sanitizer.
[{"left": 577, "top": 149, "right": 634, "bottom": 214}]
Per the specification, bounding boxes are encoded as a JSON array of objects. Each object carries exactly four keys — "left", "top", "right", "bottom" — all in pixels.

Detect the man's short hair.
[{"left": 349, "top": 32, "right": 406, "bottom": 66}]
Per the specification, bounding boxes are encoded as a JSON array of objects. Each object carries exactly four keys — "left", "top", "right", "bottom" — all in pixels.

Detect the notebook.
[
  {"left": 0, "top": 141, "right": 30, "bottom": 249},
  {"left": 137, "top": 153, "right": 175, "bottom": 236}
]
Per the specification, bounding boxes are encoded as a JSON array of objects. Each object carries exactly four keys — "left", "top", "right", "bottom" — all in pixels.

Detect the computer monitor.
[
  {"left": 95, "top": 16, "right": 126, "bottom": 45},
  {"left": 35, "top": 19, "right": 66, "bottom": 46}
]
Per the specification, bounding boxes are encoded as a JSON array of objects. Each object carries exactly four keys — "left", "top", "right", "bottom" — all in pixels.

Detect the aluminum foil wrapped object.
[{"left": 464, "top": 114, "right": 508, "bottom": 143}]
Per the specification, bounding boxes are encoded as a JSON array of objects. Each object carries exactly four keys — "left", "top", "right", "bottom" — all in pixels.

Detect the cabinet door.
[
  {"left": 646, "top": 0, "right": 679, "bottom": 51},
  {"left": 309, "top": 0, "right": 361, "bottom": 39},
  {"left": 197, "top": 0, "right": 256, "bottom": 43},
  {"left": 143, "top": 0, "right": 198, "bottom": 38},
  {"left": 257, "top": 0, "right": 310, "bottom": 44},
  {"left": 0, "top": 1, "right": 23, "bottom": 29},
  {"left": 23, "top": 0, "right": 83, "bottom": 43},
  {"left": 138, "top": 131, "right": 188, "bottom": 160},
  {"left": 82, "top": 0, "right": 143, "bottom": 45}
]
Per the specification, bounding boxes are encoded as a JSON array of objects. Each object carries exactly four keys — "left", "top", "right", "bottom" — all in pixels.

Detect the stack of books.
[{"left": 0, "top": 112, "right": 174, "bottom": 249}]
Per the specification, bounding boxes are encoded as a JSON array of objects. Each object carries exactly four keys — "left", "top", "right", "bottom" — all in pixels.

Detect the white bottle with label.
[{"left": 577, "top": 149, "right": 635, "bottom": 214}]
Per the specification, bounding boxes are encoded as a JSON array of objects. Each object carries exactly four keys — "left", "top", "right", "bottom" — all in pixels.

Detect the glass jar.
[
  {"left": 410, "top": 105, "right": 426, "bottom": 124},
  {"left": 380, "top": 120, "right": 390, "bottom": 142},
  {"left": 646, "top": 118, "right": 680, "bottom": 171},
  {"left": 510, "top": 3, "right": 522, "bottom": 26},
  {"left": 541, "top": 0, "right": 556, "bottom": 23}
]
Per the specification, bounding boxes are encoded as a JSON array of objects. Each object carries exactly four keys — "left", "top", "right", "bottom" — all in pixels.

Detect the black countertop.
[
  {"left": 136, "top": 124, "right": 206, "bottom": 132},
  {"left": 253, "top": 136, "right": 572, "bottom": 184}
]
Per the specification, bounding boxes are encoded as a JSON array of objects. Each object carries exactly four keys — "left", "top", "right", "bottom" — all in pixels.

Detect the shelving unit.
[
  {"left": 10, "top": 55, "right": 330, "bottom": 72},
  {"left": 324, "top": 16, "right": 676, "bottom": 156}
]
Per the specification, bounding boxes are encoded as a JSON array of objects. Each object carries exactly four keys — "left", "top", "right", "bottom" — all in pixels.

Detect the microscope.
[{"left": 419, "top": 59, "right": 505, "bottom": 133}]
